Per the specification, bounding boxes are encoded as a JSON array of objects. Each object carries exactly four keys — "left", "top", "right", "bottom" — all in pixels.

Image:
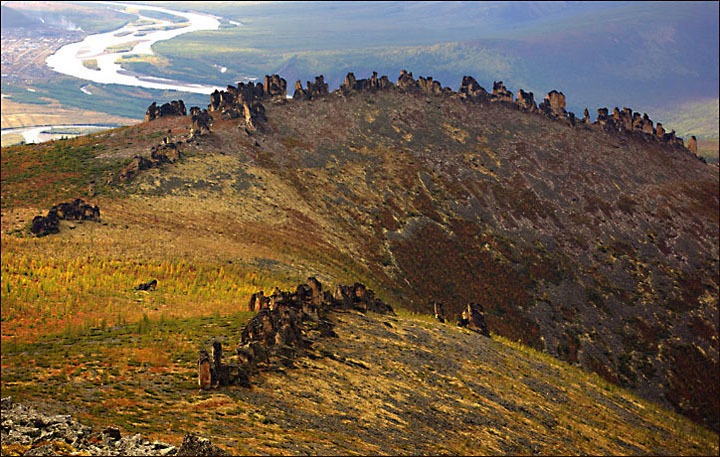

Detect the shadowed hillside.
[{"left": 2, "top": 71, "right": 718, "bottom": 439}]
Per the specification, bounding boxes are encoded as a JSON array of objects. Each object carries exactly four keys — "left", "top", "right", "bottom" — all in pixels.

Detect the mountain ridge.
[{"left": 1, "top": 70, "right": 718, "bottom": 435}]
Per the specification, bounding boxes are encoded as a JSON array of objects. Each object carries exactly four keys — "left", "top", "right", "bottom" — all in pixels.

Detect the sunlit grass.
[{"left": 0, "top": 234, "right": 295, "bottom": 343}]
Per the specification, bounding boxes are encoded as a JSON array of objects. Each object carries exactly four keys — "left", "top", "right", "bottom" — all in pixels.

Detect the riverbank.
[
  {"left": 1, "top": 124, "right": 121, "bottom": 145},
  {"left": 45, "top": 2, "right": 225, "bottom": 94}
]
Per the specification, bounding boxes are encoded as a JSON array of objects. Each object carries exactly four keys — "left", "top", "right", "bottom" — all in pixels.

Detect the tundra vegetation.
[{"left": 1, "top": 70, "right": 718, "bottom": 454}]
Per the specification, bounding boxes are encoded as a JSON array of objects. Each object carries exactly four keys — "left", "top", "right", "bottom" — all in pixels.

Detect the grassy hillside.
[
  {"left": 1, "top": 86, "right": 718, "bottom": 439},
  {"left": 1, "top": 305, "right": 717, "bottom": 455}
]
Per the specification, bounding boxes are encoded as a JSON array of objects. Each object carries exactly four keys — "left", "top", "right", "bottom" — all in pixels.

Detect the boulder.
[
  {"left": 30, "top": 213, "right": 59, "bottom": 237},
  {"left": 397, "top": 70, "right": 418, "bottom": 91},
  {"left": 263, "top": 74, "right": 287, "bottom": 99},
  {"left": 655, "top": 122, "right": 665, "bottom": 139},
  {"left": 293, "top": 80, "right": 309, "bottom": 99},
  {"left": 456, "top": 303, "right": 490, "bottom": 337},
  {"left": 640, "top": 113, "right": 655, "bottom": 135},
  {"left": 248, "top": 291, "right": 268, "bottom": 311},
  {"left": 516, "top": 89, "right": 536, "bottom": 112},
  {"left": 190, "top": 108, "right": 212, "bottom": 136},
  {"left": 135, "top": 279, "right": 157, "bottom": 291},
  {"left": 458, "top": 76, "right": 488, "bottom": 101},
  {"left": 176, "top": 434, "right": 229, "bottom": 456},
  {"left": 145, "top": 100, "right": 186, "bottom": 121},
  {"left": 433, "top": 302, "right": 445, "bottom": 323},
  {"left": 595, "top": 108, "right": 610, "bottom": 128},
  {"left": 539, "top": 90, "right": 566, "bottom": 118},
  {"left": 307, "top": 276, "right": 324, "bottom": 306},
  {"left": 465, "top": 303, "right": 490, "bottom": 336},
  {"left": 491, "top": 81, "right": 513, "bottom": 102},
  {"left": 197, "top": 350, "right": 212, "bottom": 390},
  {"left": 340, "top": 72, "right": 358, "bottom": 93}
]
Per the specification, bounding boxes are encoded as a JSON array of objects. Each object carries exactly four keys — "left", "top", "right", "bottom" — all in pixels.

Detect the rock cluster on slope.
[
  {"left": 0, "top": 397, "right": 182, "bottom": 456},
  {"left": 30, "top": 199, "right": 100, "bottom": 237},
  {"left": 145, "top": 100, "right": 187, "bottom": 122},
  {"left": 198, "top": 278, "right": 394, "bottom": 390}
]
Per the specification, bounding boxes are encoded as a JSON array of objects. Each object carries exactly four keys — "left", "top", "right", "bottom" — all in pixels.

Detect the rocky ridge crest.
[{"left": 141, "top": 70, "right": 701, "bottom": 163}]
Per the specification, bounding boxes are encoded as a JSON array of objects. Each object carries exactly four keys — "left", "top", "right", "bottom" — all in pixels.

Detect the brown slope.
[
  {"left": 130, "top": 88, "right": 717, "bottom": 430},
  {"left": 4, "top": 81, "right": 715, "bottom": 431}
]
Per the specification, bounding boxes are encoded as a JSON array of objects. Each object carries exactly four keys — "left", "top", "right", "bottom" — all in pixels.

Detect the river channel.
[
  {"left": 45, "top": 1, "right": 226, "bottom": 94},
  {"left": 2, "top": 2, "right": 230, "bottom": 144}
]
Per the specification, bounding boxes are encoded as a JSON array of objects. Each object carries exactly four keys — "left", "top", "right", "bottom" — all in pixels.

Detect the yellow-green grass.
[
  {"left": 0, "top": 232, "right": 299, "bottom": 344},
  {"left": 105, "top": 41, "right": 143, "bottom": 54},
  {"left": 1, "top": 309, "right": 717, "bottom": 455},
  {"left": 82, "top": 59, "right": 99, "bottom": 71},
  {"left": 1, "top": 133, "right": 25, "bottom": 148},
  {"left": 1, "top": 196, "right": 717, "bottom": 453}
]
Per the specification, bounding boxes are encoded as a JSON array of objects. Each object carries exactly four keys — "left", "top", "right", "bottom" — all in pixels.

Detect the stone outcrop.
[
  {"left": 185, "top": 70, "right": 703, "bottom": 169},
  {"left": 516, "top": 89, "right": 536, "bottom": 112},
  {"left": 264, "top": 74, "right": 287, "bottom": 99},
  {"left": 50, "top": 199, "right": 100, "bottom": 221},
  {"left": 150, "top": 141, "right": 180, "bottom": 163},
  {"left": 417, "top": 76, "right": 444, "bottom": 96},
  {"left": 207, "top": 75, "right": 284, "bottom": 129},
  {"left": 596, "top": 107, "right": 610, "bottom": 127},
  {"left": 30, "top": 199, "right": 100, "bottom": 237},
  {"left": 433, "top": 302, "right": 446, "bottom": 323},
  {"left": 248, "top": 290, "right": 270, "bottom": 311},
  {"left": 120, "top": 138, "right": 183, "bottom": 182},
  {"left": 190, "top": 107, "right": 212, "bottom": 136},
  {"left": 145, "top": 100, "right": 187, "bottom": 122},
  {"left": 119, "top": 155, "right": 153, "bottom": 181},
  {"left": 394, "top": 71, "right": 453, "bottom": 98},
  {"left": 0, "top": 397, "right": 182, "bottom": 456},
  {"left": 491, "top": 81, "right": 513, "bottom": 103},
  {"left": 199, "top": 278, "right": 393, "bottom": 390},
  {"left": 30, "top": 213, "right": 59, "bottom": 237},
  {"left": 688, "top": 135, "right": 698, "bottom": 155},
  {"left": 339, "top": 71, "right": 392, "bottom": 94},
  {"left": 332, "top": 282, "right": 396, "bottom": 314},
  {"left": 539, "top": 90, "right": 567, "bottom": 118},
  {"left": 456, "top": 303, "right": 490, "bottom": 337},
  {"left": 396, "top": 70, "right": 419, "bottom": 91},
  {"left": 293, "top": 75, "right": 329, "bottom": 100},
  {"left": 458, "top": 76, "right": 488, "bottom": 101},
  {"left": 582, "top": 108, "right": 591, "bottom": 125}
]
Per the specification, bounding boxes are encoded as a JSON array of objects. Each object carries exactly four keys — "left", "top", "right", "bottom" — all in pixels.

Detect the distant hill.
[
  {"left": 651, "top": 98, "right": 720, "bottom": 140},
  {"left": 144, "top": 2, "right": 718, "bottom": 114},
  {"left": 0, "top": 5, "right": 43, "bottom": 28}
]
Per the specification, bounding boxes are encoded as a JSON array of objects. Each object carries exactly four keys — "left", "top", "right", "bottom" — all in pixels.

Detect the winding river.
[
  {"left": 1, "top": 125, "right": 119, "bottom": 144},
  {"left": 45, "top": 1, "right": 226, "bottom": 94},
  {"left": 3, "top": 2, "right": 230, "bottom": 144}
]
